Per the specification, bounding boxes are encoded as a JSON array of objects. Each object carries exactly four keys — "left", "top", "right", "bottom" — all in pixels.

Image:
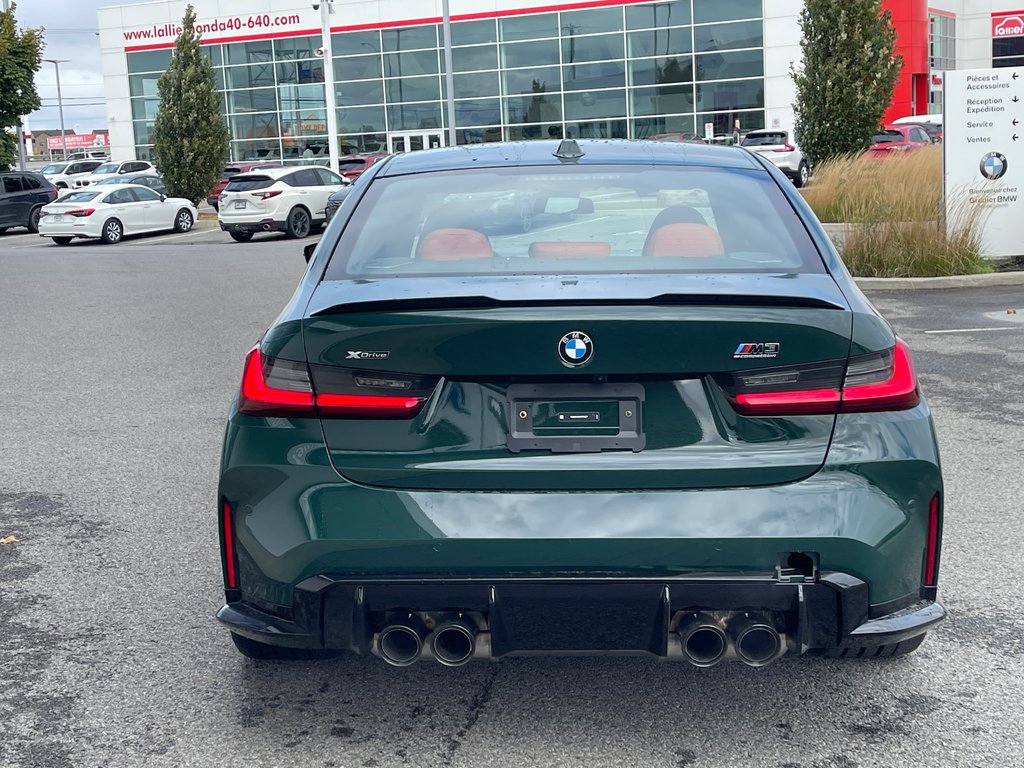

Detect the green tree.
[
  {"left": 152, "top": 4, "right": 228, "bottom": 204},
  {"left": 0, "top": 2, "right": 43, "bottom": 169},
  {"left": 792, "top": 0, "right": 902, "bottom": 166}
]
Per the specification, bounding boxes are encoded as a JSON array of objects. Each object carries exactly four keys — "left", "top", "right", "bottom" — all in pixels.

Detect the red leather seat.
[
  {"left": 528, "top": 241, "right": 611, "bottom": 259},
  {"left": 642, "top": 223, "right": 724, "bottom": 257},
  {"left": 416, "top": 228, "right": 493, "bottom": 261}
]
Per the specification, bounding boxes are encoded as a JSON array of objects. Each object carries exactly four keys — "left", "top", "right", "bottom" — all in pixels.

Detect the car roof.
[{"left": 376, "top": 139, "right": 761, "bottom": 177}]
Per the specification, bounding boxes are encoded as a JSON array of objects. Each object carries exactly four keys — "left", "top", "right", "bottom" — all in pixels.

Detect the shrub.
[{"left": 802, "top": 147, "right": 992, "bottom": 278}]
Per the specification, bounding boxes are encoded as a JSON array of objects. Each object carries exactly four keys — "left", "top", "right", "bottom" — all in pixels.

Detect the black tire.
[
  {"left": 793, "top": 162, "right": 810, "bottom": 189},
  {"left": 229, "top": 230, "right": 254, "bottom": 243},
  {"left": 230, "top": 632, "right": 342, "bottom": 661},
  {"left": 56, "top": 182, "right": 67, "bottom": 189},
  {"left": 285, "top": 206, "right": 312, "bottom": 239},
  {"left": 52, "top": 236, "right": 72, "bottom": 246},
  {"left": 822, "top": 634, "right": 926, "bottom": 659},
  {"left": 100, "top": 218, "right": 123, "bottom": 244},
  {"left": 173, "top": 208, "right": 194, "bottom": 233},
  {"left": 28, "top": 206, "right": 42, "bottom": 233}
]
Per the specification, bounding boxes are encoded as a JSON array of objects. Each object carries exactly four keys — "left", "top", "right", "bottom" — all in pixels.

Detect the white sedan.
[{"left": 37, "top": 184, "right": 197, "bottom": 245}]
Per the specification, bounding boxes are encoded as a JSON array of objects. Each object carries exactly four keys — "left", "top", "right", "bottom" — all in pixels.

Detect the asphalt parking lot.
[{"left": 1, "top": 231, "right": 1023, "bottom": 768}]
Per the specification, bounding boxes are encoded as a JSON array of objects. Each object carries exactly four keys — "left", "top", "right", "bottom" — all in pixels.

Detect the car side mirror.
[
  {"left": 159, "top": 194, "right": 166, "bottom": 202},
  {"left": 303, "top": 241, "right": 317, "bottom": 263}
]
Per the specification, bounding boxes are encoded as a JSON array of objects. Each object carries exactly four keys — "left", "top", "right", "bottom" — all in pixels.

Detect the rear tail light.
[
  {"left": 253, "top": 190, "right": 282, "bottom": 200},
  {"left": 923, "top": 492, "right": 941, "bottom": 588},
  {"left": 774, "top": 143, "right": 796, "bottom": 152},
  {"left": 66, "top": 208, "right": 95, "bottom": 217},
  {"left": 725, "top": 338, "right": 920, "bottom": 416},
  {"left": 221, "top": 499, "right": 237, "bottom": 590},
  {"left": 236, "top": 346, "right": 436, "bottom": 418}
]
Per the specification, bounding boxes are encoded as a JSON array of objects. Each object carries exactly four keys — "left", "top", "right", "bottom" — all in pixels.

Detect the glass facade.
[{"left": 126, "top": 0, "right": 765, "bottom": 161}]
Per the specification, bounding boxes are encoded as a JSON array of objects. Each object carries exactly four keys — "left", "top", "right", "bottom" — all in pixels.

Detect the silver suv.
[{"left": 740, "top": 130, "right": 810, "bottom": 188}]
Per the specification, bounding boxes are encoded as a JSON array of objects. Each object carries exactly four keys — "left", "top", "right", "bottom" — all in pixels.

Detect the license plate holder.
[
  {"left": 234, "top": 200, "right": 246, "bottom": 209},
  {"left": 52, "top": 214, "right": 64, "bottom": 222},
  {"left": 506, "top": 383, "right": 645, "bottom": 453}
]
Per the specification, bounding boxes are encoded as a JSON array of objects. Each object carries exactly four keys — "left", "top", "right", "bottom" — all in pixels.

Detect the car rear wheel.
[
  {"left": 229, "top": 230, "right": 254, "bottom": 243},
  {"left": 794, "top": 162, "right": 810, "bottom": 189},
  {"left": 100, "top": 218, "right": 123, "bottom": 244},
  {"left": 173, "top": 208, "right": 194, "bottom": 233},
  {"left": 821, "top": 634, "right": 926, "bottom": 659},
  {"left": 230, "top": 632, "right": 342, "bottom": 660},
  {"left": 52, "top": 236, "right": 72, "bottom": 246},
  {"left": 28, "top": 206, "right": 42, "bottom": 233},
  {"left": 285, "top": 206, "right": 311, "bottom": 239}
]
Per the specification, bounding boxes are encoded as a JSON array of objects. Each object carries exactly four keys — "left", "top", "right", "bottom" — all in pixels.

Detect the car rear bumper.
[
  {"left": 217, "top": 574, "right": 944, "bottom": 663},
  {"left": 219, "top": 219, "right": 286, "bottom": 234}
]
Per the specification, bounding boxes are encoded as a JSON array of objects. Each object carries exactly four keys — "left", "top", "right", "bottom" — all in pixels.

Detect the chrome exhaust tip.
[
  {"left": 262, "top": 223, "right": 272, "bottom": 231},
  {"left": 730, "top": 615, "right": 782, "bottom": 667},
  {"left": 378, "top": 619, "right": 425, "bottom": 667},
  {"left": 677, "top": 612, "right": 728, "bottom": 667},
  {"left": 431, "top": 620, "right": 476, "bottom": 667}
]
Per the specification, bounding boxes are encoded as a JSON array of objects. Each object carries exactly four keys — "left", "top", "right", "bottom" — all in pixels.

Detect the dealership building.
[{"left": 94, "top": 0, "right": 1024, "bottom": 163}]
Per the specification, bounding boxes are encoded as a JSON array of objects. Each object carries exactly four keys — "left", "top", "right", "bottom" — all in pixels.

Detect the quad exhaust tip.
[
  {"left": 378, "top": 618, "right": 426, "bottom": 667},
  {"left": 431, "top": 619, "right": 477, "bottom": 667},
  {"left": 677, "top": 613, "right": 728, "bottom": 668},
  {"left": 730, "top": 615, "right": 782, "bottom": 667}
]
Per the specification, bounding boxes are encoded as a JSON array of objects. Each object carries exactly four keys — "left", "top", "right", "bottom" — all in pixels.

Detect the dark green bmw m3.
[{"left": 217, "top": 139, "right": 944, "bottom": 667}]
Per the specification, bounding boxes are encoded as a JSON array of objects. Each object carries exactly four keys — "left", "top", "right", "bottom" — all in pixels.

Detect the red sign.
[
  {"left": 46, "top": 133, "right": 110, "bottom": 151},
  {"left": 993, "top": 12, "right": 1024, "bottom": 38}
]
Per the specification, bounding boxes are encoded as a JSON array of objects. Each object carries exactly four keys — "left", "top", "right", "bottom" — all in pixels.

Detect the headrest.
[
  {"left": 416, "top": 228, "right": 493, "bottom": 261},
  {"left": 642, "top": 223, "right": 724, "bottom": 258}
]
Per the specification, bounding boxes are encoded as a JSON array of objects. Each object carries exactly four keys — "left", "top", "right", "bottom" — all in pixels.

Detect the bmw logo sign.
[
  {"left": 558, "top": 331, "right": 593, "bottom": 367},
  {"left": 980, "top": 151, "right": 1008, "bottom": 181}
]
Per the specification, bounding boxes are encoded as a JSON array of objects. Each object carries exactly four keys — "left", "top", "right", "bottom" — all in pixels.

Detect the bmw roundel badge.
[{"left": 558, "top": 331, "right": 593, "bottom": 367}]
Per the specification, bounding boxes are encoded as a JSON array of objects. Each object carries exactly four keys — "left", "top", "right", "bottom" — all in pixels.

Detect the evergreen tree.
[
  {"left": 792, "top": 0, "right": 902, "bottom": 166},
  {"left": 0, "top": 3, "right": 42, "bottom": 169},
  {"left": 152, "top": 5, "right": 228, "bottom": 204}
]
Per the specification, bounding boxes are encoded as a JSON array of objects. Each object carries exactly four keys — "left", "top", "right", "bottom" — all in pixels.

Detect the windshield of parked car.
[
  {"left": 41, "top": 163, "right": 68, "bottom": 174},
  {"left": 741, "top": 132, "right": 788, "bottom": 146},
  {"left": 92, "top": 163, "right": 119, "bottom": 174},
  {"left": 872, "top": 131, "right": 904, "bottom": 144},
  {"left": 54, "top": 191, "right": 101, "bottom": 203},
  {"left": 96, "top": 177, "right": 128, "bottom": 185},
  {"left": 325, "top": 165, "right": 823, "bottom": 279}
]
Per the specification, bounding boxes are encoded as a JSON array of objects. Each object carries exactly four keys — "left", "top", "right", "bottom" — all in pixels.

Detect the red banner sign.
[
  {"left": 46, "top": 133, "right": 110, "bottom": 151},
  {"left": 993, "top": 12, "right": 1024, "bottom": 38}
]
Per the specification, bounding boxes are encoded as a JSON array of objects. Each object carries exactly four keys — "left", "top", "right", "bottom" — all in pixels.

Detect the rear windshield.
[
  {"left": 41, "top": 163, "right": 68, "bottom": 174},
  {"left": 225, "top": 175, "right": 273, "bottom": 191},
  {"left": 324, "top": 165, "right": 823, "bottom": 279},
  {"left": 872, "top": 131, "right": 903, "bottom": 143},
  {"left": 741, "top": 132, "right": 787, "bottom": 146},
  {"left": 57, "top": 191, "right": 101, "bottom": 203}
]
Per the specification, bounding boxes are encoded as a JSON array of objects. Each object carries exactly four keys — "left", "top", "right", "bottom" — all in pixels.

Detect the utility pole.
[
  {"left": 44, "top": 59, "right": 70, "bottom": 159},
  {"left": 441, "top": 0, "right": 456, "bottom": 148},
  {"left": 319, "top": 0, "right": 340, "bottom": 173}
]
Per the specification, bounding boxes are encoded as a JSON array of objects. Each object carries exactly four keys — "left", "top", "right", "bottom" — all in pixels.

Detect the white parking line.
[{"left": 924, "top": 327, "right": 1018, "bottom": 335}]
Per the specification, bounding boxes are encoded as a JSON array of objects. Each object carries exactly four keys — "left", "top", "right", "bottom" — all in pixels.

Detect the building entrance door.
[{"left": 388, "top": 131, "right": 444, "bottom": 153}]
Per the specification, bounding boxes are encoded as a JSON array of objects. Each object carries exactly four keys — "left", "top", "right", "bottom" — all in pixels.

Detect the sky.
[{"left": 16, "top": 0, "right": 137, "bottom": 136}]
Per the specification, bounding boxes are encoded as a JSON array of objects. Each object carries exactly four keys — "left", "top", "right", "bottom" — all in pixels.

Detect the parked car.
[
  {"left": 73, "top": 160, "right": 155, "bottom": 187},
  {"left": 40, "top": 159, "right": 105, "bottom": 189},
  {"left": 651, "top": 132, "right": 707, "bottom": 144},
  {"left": 216, "top": 139, "right": 944, "bottom": 666},
  {"left": 324, "top": 186, "right": 353, "bottom": 222},
  {"left": 740, "top": 129, "right": 811, "bottom": 187},
  {"left": 869, "top": 125, "right": 933, "bottom": 155},
  {"left": 217, "top": 165, "right": 349, "bottom": 241},
  {"left": 37, "top": 184, "right": 196, "bottom": 245},
  {"left": 207, "top": 162, "right": 282, "bottom": 210},
  {"left": 65, "top": 150, "right": 110, "bottom": 161},
  {"left": 337, "top": 153, "right": 389, "bottom": 182},
  {"left": 891, "top": 114, "right": 942, "bottom": 143},
  {"left": 95, "top": 173, "right": 167, "bottom": 195},
  {"left": 0, "top": 171, "right": 58, "bottom": 233}
]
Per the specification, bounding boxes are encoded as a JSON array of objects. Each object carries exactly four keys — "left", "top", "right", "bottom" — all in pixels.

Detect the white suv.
[
  {"left": 218, "top": 165, "right": 349, "bottom": 241},
  {"left": 74, "top": 160, "right": 155, "bottom": 188},
  {"left": 740, "top": 130, "right": 810, "bottom": 188},
  {"left": 40, "top": 159, "right": 105, "bottom": 190}
]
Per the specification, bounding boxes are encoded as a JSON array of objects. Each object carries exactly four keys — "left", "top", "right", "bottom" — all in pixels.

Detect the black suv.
[{"left": 0, "top": 172, "right": 58, "bottom": 233}]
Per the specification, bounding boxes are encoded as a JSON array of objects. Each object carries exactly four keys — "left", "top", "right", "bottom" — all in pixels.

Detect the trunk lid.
[{"left": 303, "top": 274, "right": 853, "bottom": 491}]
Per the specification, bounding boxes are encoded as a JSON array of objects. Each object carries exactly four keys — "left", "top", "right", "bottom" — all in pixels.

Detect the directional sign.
[{"left": 944, "top": 67, "right": 1024, "bottom": 258}]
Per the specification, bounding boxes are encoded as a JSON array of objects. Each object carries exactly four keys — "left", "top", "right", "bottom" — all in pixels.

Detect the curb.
[{"left": 853, "top": 271, "right": 1024, "bottom": 290}]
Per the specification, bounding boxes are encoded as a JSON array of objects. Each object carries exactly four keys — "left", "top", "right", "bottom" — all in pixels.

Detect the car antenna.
[{"left": 553, "top": 139, "right": 585, "bottom": 162}]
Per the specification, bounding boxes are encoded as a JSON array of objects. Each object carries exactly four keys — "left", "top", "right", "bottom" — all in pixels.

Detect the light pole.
[
  {"left": 318, "top": 0, "right": 340, "bottom": 173},
  {"left": 441, "top": 0, "right": 456, "bottom": 147},
  {"left": 44, "top": 59, "right": 70, "bottom": 159}
]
